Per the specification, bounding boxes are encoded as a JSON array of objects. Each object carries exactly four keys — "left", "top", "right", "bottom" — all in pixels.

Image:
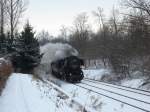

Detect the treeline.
[
  {"left": 0, "top": 0, "right": 26, "bottom": 56},
  {"left": 1, "top": 0, "right": 150, "bottom": 78},
  {"left": 0, "top": 0, "right": 41, "bottom": 74},
  {"left": 0, "top": 0, "right": 27, "bottom": 40},
  {"left": 38, "top": 0, "right": 150, "bottom": 78},
  {"left": 72, "top": 0, "right": 150, "bottom": 78},
  {"left": 71, "top": 0, "right": 150, "bottom": 78},
  {"left": 0, "top": 21, "right": 41, "bottom": 74}
]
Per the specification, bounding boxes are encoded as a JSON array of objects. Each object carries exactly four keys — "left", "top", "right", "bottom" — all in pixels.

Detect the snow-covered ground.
[
  {"left": 60, "top": 69, "right": 150, "bottom": 112},
  {"left": 0, "top": 73, "right": 84, "bottom": 112},
  {"left": 0, "top": 69, "right": 150, "bottom": 112},
  {"left": 83, "top": 69, "right": 111, "bottom": 80},
  {"left": 1, "top": 42, "right": 150, "bottom": 112},
  {"left": 61, "top": 83, "right": 150, "bottom": 112}
]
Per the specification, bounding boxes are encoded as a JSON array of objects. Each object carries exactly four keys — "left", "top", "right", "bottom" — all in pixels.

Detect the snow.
[
  {"left": 61, "top": 69, "right": 150, "bottom": 112},
  {"left": 0, "top": 58, "right": 5, "bottom": 62},
  {"left": 0, "top": 73, "right": 81, "bottom": 112},
  {"left": 0, "top": 58, "right": 5, "bottom": 66},
  {"left": 61, "top": 82, "right": 149, "bottom": 112},
  {"left": 121, "top": 78, "right": 144, "bottom": 88},
  {"left": 83, "top": 69, "right": 111, "bottom": 80},
  {"left": 0, "top": 69, "right": 150, "bottom": 112},
  {"left": 81, "top": 80, "right": 150, "bottom": 111},
  {"left": 0, "top": 58, "right": 9, "bottom": 66},
  {"left": 1, "top": 60, "right": 150, "bottom": 112}
]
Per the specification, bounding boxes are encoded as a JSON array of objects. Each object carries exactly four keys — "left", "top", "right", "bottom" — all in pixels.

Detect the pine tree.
[{"left": 12, "top": 22, "right": 41, "bottom": 73}]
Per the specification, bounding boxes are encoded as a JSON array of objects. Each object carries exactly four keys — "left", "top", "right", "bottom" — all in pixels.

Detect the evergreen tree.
[{"left": 12, "top": 22, "right": 41, "bottom": 73}]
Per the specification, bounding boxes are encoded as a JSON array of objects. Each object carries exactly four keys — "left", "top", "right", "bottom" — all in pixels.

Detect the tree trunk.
[
  {"left": 0, "top": 0, "right": 4, "bottom": 35},
  {"left": 10, "top": 0, "right": 14, "bottom": 41}
]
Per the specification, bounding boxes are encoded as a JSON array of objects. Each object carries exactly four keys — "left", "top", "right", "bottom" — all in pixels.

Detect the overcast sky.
[{"left": 23, "top": 0, "right": 119, "bottom": 36}]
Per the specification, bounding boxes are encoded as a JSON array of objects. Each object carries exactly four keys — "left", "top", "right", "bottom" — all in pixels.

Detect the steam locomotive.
[{"left": 51, "top": 56, "right": 84, "bottom": 83}]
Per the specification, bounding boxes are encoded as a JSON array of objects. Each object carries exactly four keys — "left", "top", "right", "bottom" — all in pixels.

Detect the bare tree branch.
[{"left": 5, "top": 0, "right": 27, "bottom": 41}]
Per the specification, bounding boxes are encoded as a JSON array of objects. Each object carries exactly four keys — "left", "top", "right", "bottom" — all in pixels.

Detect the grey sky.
[{"left": 24, "top": 0, "right": 118, "bottom": 36}]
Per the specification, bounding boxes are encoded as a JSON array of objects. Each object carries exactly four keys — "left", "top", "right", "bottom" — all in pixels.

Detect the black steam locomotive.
[{"left": 51, "top": 56, "right": 84, "bottom": 83}]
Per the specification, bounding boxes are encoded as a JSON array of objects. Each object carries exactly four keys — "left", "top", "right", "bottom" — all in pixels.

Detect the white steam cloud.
[{"left": 34, "top": 43, "right": 78, "bottom": 79}]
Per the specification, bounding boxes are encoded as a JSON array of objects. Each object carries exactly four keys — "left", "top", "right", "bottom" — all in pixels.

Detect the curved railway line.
[
  {"left": 85, "top": 78, "right": 150, "bottom": 94},
  {"left": 73, "top": 78, "right": 150, "bottom": 112}
]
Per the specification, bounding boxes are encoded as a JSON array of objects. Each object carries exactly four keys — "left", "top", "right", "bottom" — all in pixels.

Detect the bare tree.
[
  {"left": 69, "top": 12, "right": 90, "bottom": 57},
  {"left": 93, "top": 7, "right": 105, "bottom": 31},
  {"left": 37, "top": 30, "right": 52, "bottom": 46},
  {"left": 0, "top": 0, "right": 6, "bottom": 35},
  {"left": 93, "top": 7, "right": 110, "bottom": 66},
  {"left": 122, "top": 0, "right": 150, "bottom": 18},
  {"left": 59, "top": 25, "right": 68, "bottom": 40},
  {"left": 73, "top": 12, "right": 89, "bottom": 33},
  {"left": 109, "top": 7, "right": 120, "bottom": 36},
  {"left": 6, "top": 0, "right": 27, "bottom": 41}
]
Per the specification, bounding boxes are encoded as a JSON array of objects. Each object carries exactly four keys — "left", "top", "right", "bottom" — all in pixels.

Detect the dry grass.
[{"left": 0, "top": 59, "right": 13, "bottom": 95}]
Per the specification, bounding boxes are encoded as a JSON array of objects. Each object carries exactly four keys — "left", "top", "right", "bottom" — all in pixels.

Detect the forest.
[{"left": 0, "top": 0, "right": 150, "bottom": 79}]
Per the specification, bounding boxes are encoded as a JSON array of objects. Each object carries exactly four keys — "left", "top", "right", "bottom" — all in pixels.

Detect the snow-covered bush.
[{"left": 34, "top": 43, "right": 78, "bottom": 79}]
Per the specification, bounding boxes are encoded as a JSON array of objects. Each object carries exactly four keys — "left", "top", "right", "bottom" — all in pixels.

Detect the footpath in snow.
[{"left": 0, "top": 73, "right": 83, "bottom": 112}]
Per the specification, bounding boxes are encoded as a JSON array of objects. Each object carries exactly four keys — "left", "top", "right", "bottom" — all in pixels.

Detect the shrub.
[
  {"left": 0, "top": 58, "right": 13, "bottom": 95},
  {"left": 11, "top": 22, "right": 42, "bottom": 73}
]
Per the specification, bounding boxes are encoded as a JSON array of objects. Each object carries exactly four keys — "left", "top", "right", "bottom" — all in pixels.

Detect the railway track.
[
  {"left": 74, "top": 78, "right": 150, "bottom": 112},
  {"left": 85, "top": 78, "right": 150, "bottom": 94}
]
